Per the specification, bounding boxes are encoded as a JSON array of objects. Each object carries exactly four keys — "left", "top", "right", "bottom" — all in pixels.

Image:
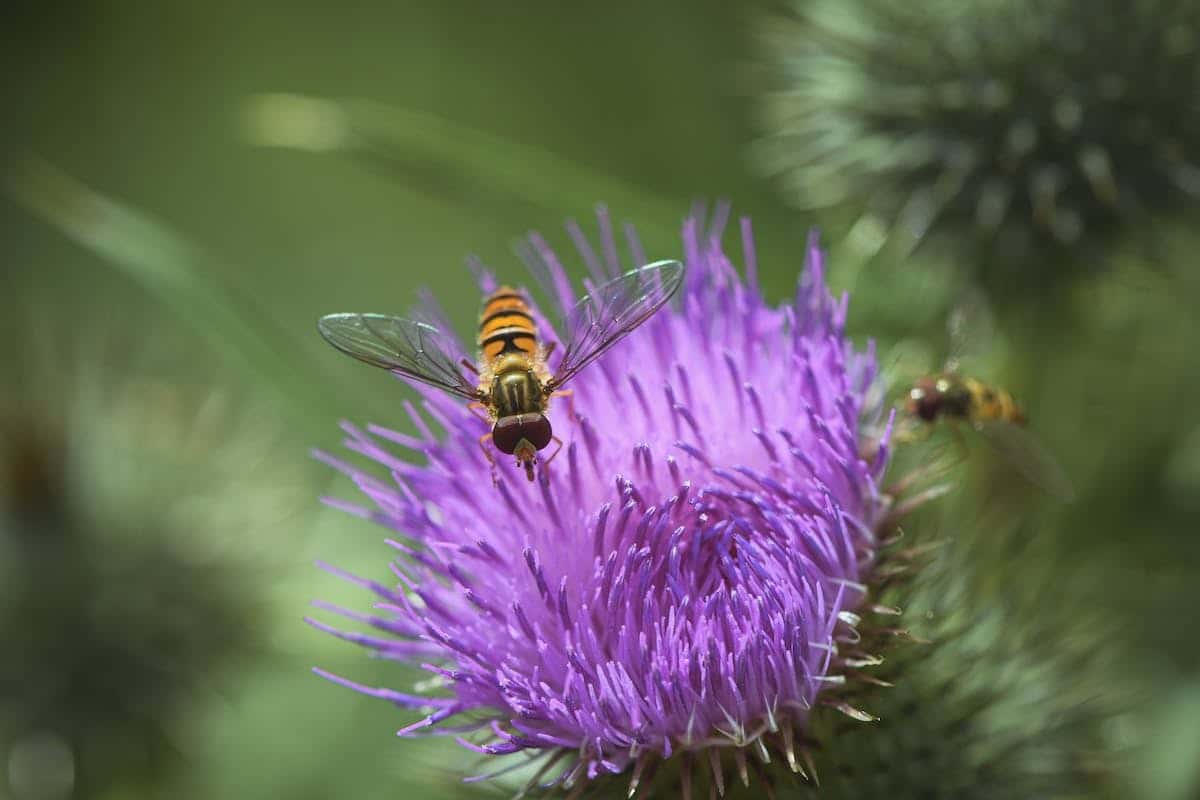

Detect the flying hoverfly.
[
  {"left": 893, "top": 296, "right": 1075, "bottom": 501},
  {"left": 318, "top": 260, "right": 684, "bottom": 482}
]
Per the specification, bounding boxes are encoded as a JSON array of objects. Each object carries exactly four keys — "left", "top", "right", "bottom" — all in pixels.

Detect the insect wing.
[
  {"left": 547, "top": 260, "right": 684, "bottom": 389},
  {"left": 974, "top": 420, "right": 1076, "bottom": 501},
  {"left": 944, "top": 287, "right": 998, "bottom": 374},
  {"left": 317, "top": 313, "right": 481, "bottom": 400}
]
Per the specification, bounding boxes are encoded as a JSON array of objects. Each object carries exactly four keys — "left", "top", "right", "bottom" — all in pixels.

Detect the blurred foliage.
[
  {"left": 240, "top": 93, "right": 683, "bottom": 243},
  {"left": 0, "top": 323, "right": 288, "bottom": 797},
  {"left": 6, "top": 159, "right": 349, "bottom": 441},
  {"left": 2, "top": 1, "right": 1198, "bottom": 798}
]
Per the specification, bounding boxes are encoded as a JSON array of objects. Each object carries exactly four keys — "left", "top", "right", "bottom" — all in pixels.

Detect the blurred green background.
[{"left": 2, "top": 2, "right": 1198, "bottom": 798}]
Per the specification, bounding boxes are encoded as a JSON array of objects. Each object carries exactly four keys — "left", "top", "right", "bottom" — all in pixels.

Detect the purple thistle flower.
[{"left": 311, "top": 207, "right": 896, "bottom": 795}]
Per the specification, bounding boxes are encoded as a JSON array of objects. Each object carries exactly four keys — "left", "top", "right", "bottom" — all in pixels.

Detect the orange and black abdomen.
[
  {"left": 478, "top": 287, "right": 539, "bottom": 361},
  {"left": 963, "top": 377, "right": 1025, "bottom": 425}
]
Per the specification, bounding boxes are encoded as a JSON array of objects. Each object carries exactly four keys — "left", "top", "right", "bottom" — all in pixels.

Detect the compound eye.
[
  {"left": 524, "top": 415, "right": 553, "bottom": 450},
  {"left": 492, "top": 414, "right": 553, "bottom": 453},
  {"left": 492, "top": 418, "right": 522, "bottom": 454}
]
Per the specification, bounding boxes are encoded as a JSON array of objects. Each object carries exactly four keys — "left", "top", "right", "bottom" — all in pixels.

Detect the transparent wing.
[
  {"left": 317, "top": 313, "right": 481, "bottom": 400},
  {"left": 974, "top": 420, "right": 1076, "bottom": 502},
  {"left": 546, "top": 260, "right": 684, "bottom": 389},
  {"left": 944, "top": 286, "right": 998, "bottom": 373}
]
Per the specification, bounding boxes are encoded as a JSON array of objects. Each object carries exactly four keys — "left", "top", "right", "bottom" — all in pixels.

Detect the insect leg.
[
  {"left": 544, "top": 436, "right": 564, "bottom": 467},
  {"left": 460, "top": 358, "right": 480, "bottom": 376},
  {"left": 543, "top": 341, "right": 557, "bottom": 361},
  {"left": 467, "top": 401, "right": 490, "bottom": 424},
  {"left": 893, "top": 419, "right": 934, "bottom": 445},
  {"left": 948, "top": 423, "right": 970, "bottom": 466},
  {"left": 478, "top": 433, "right": 500, "bottom": 486},
  {"left": 550, "top": 389, "right": 577, "bottom": 421},
  {"left": 886, "top": 422, "right": 958, "bottom": 496},
  {"left": 537, "top": 436, "right": 565, "bottom": 483},
  {"left": 886, "top": 445, "right": 958, "bottom": 497}
]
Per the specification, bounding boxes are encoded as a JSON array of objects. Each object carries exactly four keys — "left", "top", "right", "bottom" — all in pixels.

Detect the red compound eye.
[{"left": 492, "top": 414, "right": 553, "bottom": 454}]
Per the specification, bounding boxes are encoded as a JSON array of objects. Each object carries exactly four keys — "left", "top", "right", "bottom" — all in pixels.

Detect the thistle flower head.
[
  {"left": 313, "top": 208, "right": 897, "bottom": 794},
  {"left": 755, "top": 0, "right": 1200, "bottom": 283}
]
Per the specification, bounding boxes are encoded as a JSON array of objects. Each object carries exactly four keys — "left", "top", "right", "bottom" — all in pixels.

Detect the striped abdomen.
[
  {"left": 964, "top": 377, "right": 1026, "bottom": 425},
  {"left": 478, "top": 286, "right": 540, "bottom": 361}
]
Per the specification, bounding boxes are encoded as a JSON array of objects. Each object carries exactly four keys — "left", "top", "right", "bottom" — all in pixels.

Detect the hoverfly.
[
  {"left": 318, "top": 260, "right": 684, "bottom": 482},
  {"left": 893, "top": 295, "right": 1075, "bottom": 501}
]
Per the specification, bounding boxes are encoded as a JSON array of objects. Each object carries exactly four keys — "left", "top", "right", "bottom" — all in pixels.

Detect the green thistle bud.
[
  {"left": 801, "top": 541, "right": 1115, "bottom": 800},
  {"left": 754, "top": 0, "right": 1200, "bottom": 290}
]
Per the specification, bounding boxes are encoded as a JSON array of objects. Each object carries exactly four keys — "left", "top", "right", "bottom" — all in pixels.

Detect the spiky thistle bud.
[
  {"left": 801, "top": 538, "right": 1115, "bottom": 799},
  {"left": 754, "top": 0, "right": 1200, "bottom": 288}
]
